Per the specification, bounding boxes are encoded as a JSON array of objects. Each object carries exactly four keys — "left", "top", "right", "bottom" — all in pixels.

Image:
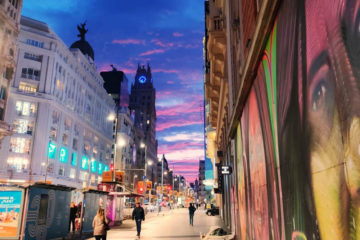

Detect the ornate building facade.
[
  {"left": 0, "top": 0, "right": 22, "bottom": 144},
  {"left": 0, "top": 17, "right": 114, "bottom": 188},
  {"left": 129, "top": 64, "right": 158, "bottom": 184}
]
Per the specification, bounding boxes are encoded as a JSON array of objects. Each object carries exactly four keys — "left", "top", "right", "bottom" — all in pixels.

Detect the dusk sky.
[{"left": 22, "top": 0, "right": 205, "bottom": 182}]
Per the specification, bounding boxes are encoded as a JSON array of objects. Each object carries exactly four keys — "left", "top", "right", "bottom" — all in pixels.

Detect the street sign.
[{"left": 221, "top": 165, "right": 232, "bottom": 175}]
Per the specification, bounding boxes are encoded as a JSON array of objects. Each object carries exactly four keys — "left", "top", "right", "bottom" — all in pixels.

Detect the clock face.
[{"left": 138, "top": 75, "right": 147, "bottom": 84}]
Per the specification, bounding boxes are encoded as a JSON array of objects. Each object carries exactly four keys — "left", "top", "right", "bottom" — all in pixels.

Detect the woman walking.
[{"left": 92, "top": 208, "right": 109, "bottom": 240}]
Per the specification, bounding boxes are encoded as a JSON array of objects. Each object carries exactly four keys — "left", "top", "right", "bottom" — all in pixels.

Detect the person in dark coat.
[
  {"left": 132, "top": 202, "right": 145, "bottom": 237},
  {"left": 188, "top": 203, "right": 196, "bottom": 226},
  {"left": 69, "top": 202, "right": 77, "bottom": 232}
]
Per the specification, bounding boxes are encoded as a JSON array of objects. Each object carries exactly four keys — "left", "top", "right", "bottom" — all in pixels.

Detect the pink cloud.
[
  {"left": 152, "top": 68, "right": 179, "bottom": 74},
  {"left": 97, "top": 63, "right": 136, "bottom": 74},
  {"left": 156, "top": 118, "right": 203, "bottom": 131},
  {"left": 167, "top": 81, "right": 175, "bottom": 84},
  {"left": 173, "top": 32, "right": 184, "bottom": 37},
  {"left": 159, "top": 142, "right": 203, "bottom": 154},
  {"left": 139, "top": 49, "right": 165, "bottom": 56},
  {"left": 112, "top": 39, "right": 145, "bottom": 45},
  {"left": 157, "top": 95, "right": 203, "bottom": 117},
  {"left": 151, "top": 39, "right": 174, "bottom": 48}
]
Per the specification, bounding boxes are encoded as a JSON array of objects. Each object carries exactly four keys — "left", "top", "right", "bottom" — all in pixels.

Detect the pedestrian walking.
[
  {"left": 132, "top": 202, "right": 145, "bottom": 237},
  {"left": 69, "top": 202, "right": 77, "bottom": 232},
  {"left": 92, "top": 207, "right": 109, "bottom": 240},
  {"left": 189, "top": 203, "right": 196, "bottom": 226}
]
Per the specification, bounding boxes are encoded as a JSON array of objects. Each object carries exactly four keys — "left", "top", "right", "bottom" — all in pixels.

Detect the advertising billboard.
[{"left": 0, "top": 190, "right": 24, "bottom": 239}]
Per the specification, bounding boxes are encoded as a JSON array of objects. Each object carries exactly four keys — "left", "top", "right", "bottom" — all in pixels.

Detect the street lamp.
[{"left": 108, "top": 112, "right": 118, "bottom": 182}]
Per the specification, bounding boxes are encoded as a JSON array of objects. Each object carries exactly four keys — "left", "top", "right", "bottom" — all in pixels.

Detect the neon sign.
[
  {"left": 81, "top": 156, "right": 88, "bottom": 170},
  {"left": 47, "top": 142, "right": 56, "bottom": 159},
  {"left": 59, "top": 147, "right": 68, "bottom": 163}
]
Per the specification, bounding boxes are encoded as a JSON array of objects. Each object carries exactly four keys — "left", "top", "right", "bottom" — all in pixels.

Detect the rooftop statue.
[{"left": 77, "top": 21, "right": 88, "bottom": 41}]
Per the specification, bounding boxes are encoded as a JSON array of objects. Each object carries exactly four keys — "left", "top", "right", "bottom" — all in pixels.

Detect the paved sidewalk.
[{"left": 87, "top": 208, "right": 222, "bottom": 240}]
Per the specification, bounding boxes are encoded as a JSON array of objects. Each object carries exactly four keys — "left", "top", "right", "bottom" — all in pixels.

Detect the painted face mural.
[
  {"left": 236, "top": 0, "right": 360, "bottom": 239},
  {"left": 306, "top": 0, "right": 360, "bottom": 239}
]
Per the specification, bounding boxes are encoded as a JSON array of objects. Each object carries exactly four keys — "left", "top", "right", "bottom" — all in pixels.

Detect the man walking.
[
  {"left": 189, "top": 203, "right": 196, "bottom": 226},
  {"left": 69, "top": 202, "right": 77, "bottom": 232},
  {"left": 132, "top": 202, "right": 145, "bottom": 237}
]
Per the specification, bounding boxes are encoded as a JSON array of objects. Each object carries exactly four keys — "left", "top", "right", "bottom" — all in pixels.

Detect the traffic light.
[
  {"left": 167, "top": 185, "right": 172, "bottom": 191},
  {"left": 110, "top": 164, "right": 114, "bottom": 172}
]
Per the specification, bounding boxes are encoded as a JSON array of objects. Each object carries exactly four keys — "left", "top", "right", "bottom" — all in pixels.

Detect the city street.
[{"left": 88, "top": 208, "right": 222, "bottom": 240}]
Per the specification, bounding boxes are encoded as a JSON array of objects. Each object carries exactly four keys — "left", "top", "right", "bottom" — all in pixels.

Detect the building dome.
[{"left": 70, "top": 40, "right": 94, "bottom": 60}]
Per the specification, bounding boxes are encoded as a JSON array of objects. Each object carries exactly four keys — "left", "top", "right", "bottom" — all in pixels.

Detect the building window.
[
  {"left": 21, "top": 68, "right": 40, "bottom": 81},
  {"left": 52, "top": 111, "right": 60, "bottom": 124},
  {"left": 9, "top": 137, "right": 31, "bottom": 154},
  {"left": 62, "top": 133, "right": 69, "bottom": 145},
  {"left": 24, "top": 52, "right": 42, "bottom": 62},
  {"left": 58, "top": 165, "right": 65, "bottom": 176},
  {"left": 15, "top": 101, "right": 37, "bottom": 117},
  {"left": 91, "top": 175, "right": 96, "bottom": 184},
  {"left": 19, "top": 82, "right": 38, "bottom": 93},
  {"left": 7, "top": 156, "right": 29, "bottom": 172},
  {"left": 79, "top": 171, "right": 88, "bottom": 181},
  {"left": 64, "top": 118, "right": 71, "bottom": 131},
  {"left": 13, "top": 119, "right": 33, "bottom": 135},
  {"left": 26, "top": 39, "right": 44, "bottom": 48},
  {"left": 59, "top": 147, "right": 68, "bottom": 163},
  {"left": 49, "top": 127, "right": 57, "bottom": 141},
  {"left": 0, "top": 86, "right": 6, "bottom": 99},
  {"left": 69, "top": 168, "right": 76, "bottom": 179},
  {"left": 72, "top": 138, "right": 78, "bottom": 150}
]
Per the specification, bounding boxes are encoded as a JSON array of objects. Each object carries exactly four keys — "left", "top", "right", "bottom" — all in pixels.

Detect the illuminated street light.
[
  {"left": 147, "top": 160, "right": 153, "bottom": 166},
  {"left": 107, "top": 113, "right": 116, "bottom": 121},
  {"left": 117, "top": 137, "right": 126, "bottom": 147}
]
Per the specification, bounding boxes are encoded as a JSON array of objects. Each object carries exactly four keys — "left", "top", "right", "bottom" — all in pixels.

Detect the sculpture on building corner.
[{"left": 77, "top": 21, "right": 88, "bottom": 41}]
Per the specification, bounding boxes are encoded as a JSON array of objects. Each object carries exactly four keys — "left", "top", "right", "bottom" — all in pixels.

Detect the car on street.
[{"left": 206, "top": 206, "right": 219, "bottom": 216}]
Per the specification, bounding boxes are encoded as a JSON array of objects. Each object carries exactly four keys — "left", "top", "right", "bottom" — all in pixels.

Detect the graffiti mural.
[{"left": 236, "top": 0, "right": 360, "bottom": 239}]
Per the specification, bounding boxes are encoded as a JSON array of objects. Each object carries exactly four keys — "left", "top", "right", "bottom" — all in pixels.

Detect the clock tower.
[{"left": 129, "top": 64, "right": 158, "bottom": 183}]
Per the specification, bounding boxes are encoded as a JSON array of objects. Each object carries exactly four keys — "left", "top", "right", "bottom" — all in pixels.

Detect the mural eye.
[{"left": 311, "top": 80, "right": 327, "bottom": 111}]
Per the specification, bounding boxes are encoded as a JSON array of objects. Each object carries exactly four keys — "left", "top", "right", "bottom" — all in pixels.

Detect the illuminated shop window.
[
  {"left": 91, "top": 160, "right": 97, "bottom": 173},
  {"left": 47, "top": 142, "right": 56, "bottom": 159},
  {"left": 98, "top": 162, "right": 104, "bottom": 175},
  {"left": 79, "top": 171, "right": 88, "bottom": 181},
  {"left": 98, "top": 176, "right": 102, "bottom": 183},
  {"left": 19, "top": 82, "right": 38, "bottom": 93},
  {"left": 59, "top": 147, "right": 68, "bottom": 163},
  {"left": 10, "top": 137, "right": 31, "bottom": 154},
  {"left": 71, "top": 152, "right": 77, "bottom": 166},
  {"left": 69, "top": 168, "right": 76, "bottom": 179},
  {"left": 7, "top": 157, "right": 29, "bottom": 172},
  {"left": 15, "top": 101, "right": 37, "bottom": 117},
  {"left": 13, "top": 119, "right": 34, "bottom": 134},
  {"left": 91, "top": 174, "right": 96, "bottom": 183},
  {"left": 81, "top": 156, "right": 88, "bottom": 170}
]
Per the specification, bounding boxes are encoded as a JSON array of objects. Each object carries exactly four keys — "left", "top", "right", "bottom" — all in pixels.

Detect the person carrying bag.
[{"left": 92, "top": 207, "right": 109, "bottom": 240}]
